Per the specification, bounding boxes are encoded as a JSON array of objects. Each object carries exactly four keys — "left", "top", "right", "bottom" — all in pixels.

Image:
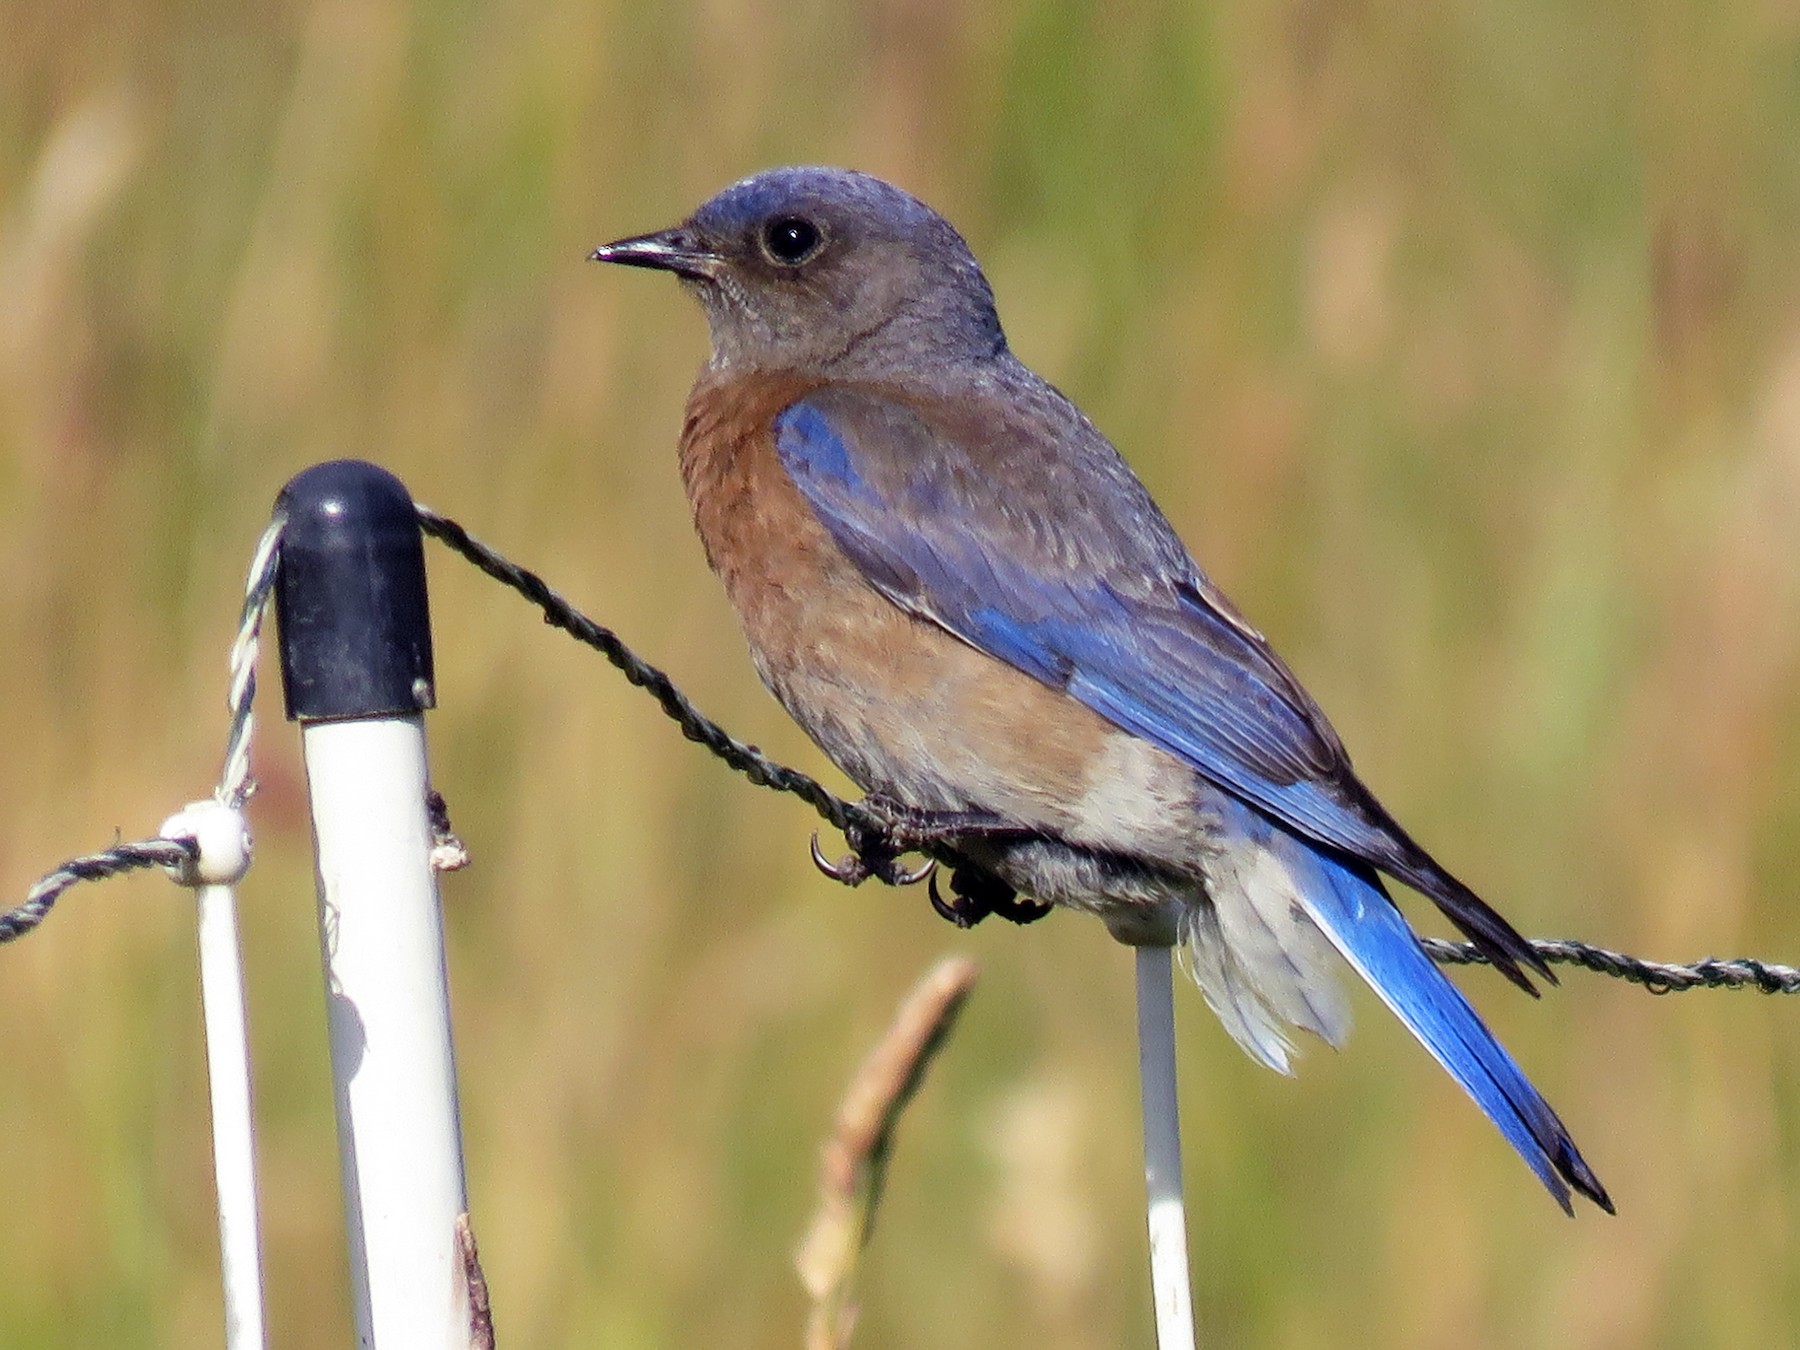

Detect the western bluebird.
[{"left": 592, "top": 166, "right": 1610, "bottom": 1214}]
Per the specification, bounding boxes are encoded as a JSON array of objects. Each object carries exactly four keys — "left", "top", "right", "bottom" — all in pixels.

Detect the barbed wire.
[
  {"left": 0, "top": 513, "right": 284, "bottom": 945},
  {"left": 7, "top": 500, "right": 1799, "bottom": 998}
]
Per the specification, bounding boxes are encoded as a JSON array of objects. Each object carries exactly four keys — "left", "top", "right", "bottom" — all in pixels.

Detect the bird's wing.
[{"left": 774, "top": 380, "right": 1549, "bottom": 989}]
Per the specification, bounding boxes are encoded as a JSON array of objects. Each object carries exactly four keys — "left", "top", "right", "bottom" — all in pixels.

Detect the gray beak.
[{"left": 588, "top": 228, "right": 722, "bottom": 280}]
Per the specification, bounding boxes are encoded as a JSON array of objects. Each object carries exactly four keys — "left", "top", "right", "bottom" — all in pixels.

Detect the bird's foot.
[
  {"left": 928, "top": 864, "right": 1053, "bottom": 929},
  {"left": 862, "top": 798, "right": 1051, "bottom": 925},
  {"left": 808, "top": 797, "right": 1053, "bottom": 927},
  {"left": 809, "top": 796, "right": 956, "bottom": 886}
]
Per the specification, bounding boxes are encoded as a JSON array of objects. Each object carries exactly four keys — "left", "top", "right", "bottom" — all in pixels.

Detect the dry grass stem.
[
  {"left": 796, "top": 956, "right": 981, "bottom": 1350},
  {"left": 456, "top": 1214, "right": 495, "bottom": 1350}
]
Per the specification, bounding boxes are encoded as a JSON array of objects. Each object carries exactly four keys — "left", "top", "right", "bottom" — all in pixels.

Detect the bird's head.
[{"left": 591, "top": 166, "right": 1006, "bottom": 376}]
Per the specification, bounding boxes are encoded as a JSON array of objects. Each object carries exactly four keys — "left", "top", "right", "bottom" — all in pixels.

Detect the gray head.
[{"left": 591, "top": 166, "right": 1007, "bottom": 375}]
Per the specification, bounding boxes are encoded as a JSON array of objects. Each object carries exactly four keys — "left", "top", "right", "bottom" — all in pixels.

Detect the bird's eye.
[{"left": 762, "top": 216, "right": 822, "bottom": 265}]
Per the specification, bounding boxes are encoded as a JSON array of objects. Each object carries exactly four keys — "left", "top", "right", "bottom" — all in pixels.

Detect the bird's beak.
[{"left": 588, "top": 227, "right": 722, "bottom": 281}]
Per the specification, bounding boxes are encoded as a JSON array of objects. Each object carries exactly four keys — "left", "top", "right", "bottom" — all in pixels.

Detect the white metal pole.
[
  {"left": 1137, "top": 944, "right": 1197, "bottom": 1349},
  {"left": 302, "top": 714, "right": 470, "bottom": 1346}
]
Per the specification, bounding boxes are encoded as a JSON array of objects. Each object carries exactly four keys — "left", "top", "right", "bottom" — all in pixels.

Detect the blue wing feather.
[
  {"left": 778, "top": 396, "right": 1403, "bottom": 859},
  {"left": 774, "top": 388, "right": 1611, "bottom": 1213},
  {"left": 775, "top": 387, "right": 1553, "bottom": 993}
]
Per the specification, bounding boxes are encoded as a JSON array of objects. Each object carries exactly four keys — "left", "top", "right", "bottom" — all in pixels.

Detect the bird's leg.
[
  {"left": 858, "top": 797, "right": 1041, "bottom": 852},
  {"left": 809, "top": 797, "right": 1055, "bottom": 927}
]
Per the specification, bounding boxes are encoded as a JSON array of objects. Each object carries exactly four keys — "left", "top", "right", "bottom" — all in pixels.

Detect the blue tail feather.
[{"left": 1272, "top": 831, "right": 1612, "bottom": 1214}]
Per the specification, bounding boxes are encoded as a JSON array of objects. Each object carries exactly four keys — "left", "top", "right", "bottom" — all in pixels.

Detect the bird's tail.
[{"left": 1272, "top": 831, "right": 1613, "bottom": 1214}]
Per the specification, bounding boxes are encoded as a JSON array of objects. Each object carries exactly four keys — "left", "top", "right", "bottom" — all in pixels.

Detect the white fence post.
[
  {"left": 275, "top": 460, "right": 474, "bottom": 1347},
  {"left": 160, "top": 799, "right": 267, "bottom": 1350},
  {"left": 1137, "top": 944, "right": 1197, "bottom": 1349}
]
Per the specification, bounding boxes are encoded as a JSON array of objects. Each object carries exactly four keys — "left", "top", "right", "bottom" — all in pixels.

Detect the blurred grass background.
[{"left": 3, "top": 0, "right": 1800, "bottom": 1345}]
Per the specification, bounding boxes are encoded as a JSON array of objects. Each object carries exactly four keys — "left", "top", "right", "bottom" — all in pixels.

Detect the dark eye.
[{"left": 762, "top": 216, "right": 822, "bottom": 264}]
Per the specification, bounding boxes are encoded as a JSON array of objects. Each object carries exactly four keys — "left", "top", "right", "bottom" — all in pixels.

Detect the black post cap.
[{"left": 274, "top": 460, "right": 437, "bottom": 722}]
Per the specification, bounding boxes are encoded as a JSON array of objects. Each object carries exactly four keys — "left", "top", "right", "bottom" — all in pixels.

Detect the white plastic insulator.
[{"left": 161, "top": 799, "right": 254, "bottom": 887}]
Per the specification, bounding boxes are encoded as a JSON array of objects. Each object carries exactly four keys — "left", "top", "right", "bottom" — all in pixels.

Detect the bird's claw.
[
  {"left": 809, "top": 831, "right": 866, "bottom": 884},
  {"left": 888, "top": 855, "right": 937, "bottom": 886},
  {"left": 808, "top": 828, "right": 936, "bottom": 888},
  {"left": 928, "top": 869, "right": 981, "bottom": 927}
]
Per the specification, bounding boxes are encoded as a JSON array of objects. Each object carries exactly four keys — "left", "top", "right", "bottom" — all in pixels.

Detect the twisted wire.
[
  {"left": 1421, "top": 936, "right": 1800, "bottom": 993},
  {"left": 414, "top": 504, "right": 882, "bottom": 836},
  {"left": 216, "top": 513, "right": 284, "bottom": 811},
  {"left": 415, "top": 503, "right": 1800, "bottom": 996},
  {"left": 8, "top": 495, "right": 1798, "bottom": 1001},
  {"left": 0, "top": 515, "right": 282, "bottom": 944}
]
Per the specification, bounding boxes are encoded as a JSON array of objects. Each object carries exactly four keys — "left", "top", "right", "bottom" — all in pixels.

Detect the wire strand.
[
  {"left": 8, "top": 500, "right": 1798, "bottom": 1000},
  {"left": 414, "top": 504, "right": 881, "bottom": 837},
  {"left": 412, "top": 503, "right": 1800, "bottom": 997},
  {"left": 1421, "top": 937, "right": 1800, "bottom": 993}
]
